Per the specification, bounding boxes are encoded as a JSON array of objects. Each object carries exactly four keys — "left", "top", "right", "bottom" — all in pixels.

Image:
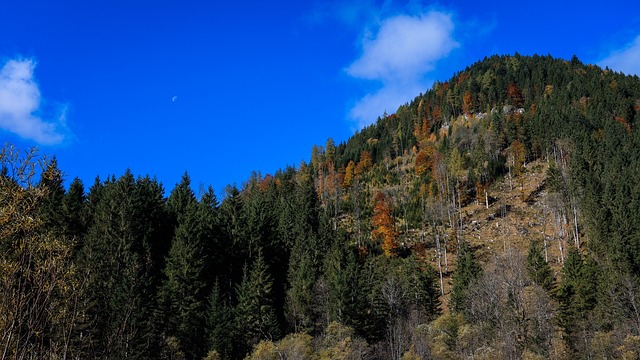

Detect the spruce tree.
[
  {"left": 450, "top": 240, "right": 482, "bottom": 313},
  {"left": 166, "top": 172, "right": 197, "bottom": 224},
  {"left": 205, "top": 280, "right": 233, "bottom": 359},
  {"left": 157, "top": 175, "right": 209, "bottom": 359},
  {"left": 556, "top": 248, "right": 597, "bottom": 351},
  {"left": 285, "top": 239, "right": 316, "bottom": 333},
  {"left": 322, "top": 238, "right": 372, "bottom": 337},
  {"left": 219, "top": 185, "right": 247, "bottom": 290},
  {"left": 38, "top": 157, "right": 66, "bottom": 234},
  {"left": 85, "top": 176, "right": 105, "bottom": 228},
  {"left": 399, "top": 256, "right": 441, "bottom": 320},
  {"left": 526, "top": 240, "right": 555, "bottom": 292},
  {"left": 234, "top": 252, "right": 280, "bottom": 357},
  {"left": 198, "top": 185, "right": 223, "bottom": 283},
  {"left": 77, "top": 171, "right": 156, "bottom": 358},
  {"left": 323, "top": 238, "right": 350, "bottom": 324},
  {"left": 158, "top": 209, "right": 207, "bottom": 359},
  {"left": 62, "top": 177, "right": 86, "bottom": 240}
]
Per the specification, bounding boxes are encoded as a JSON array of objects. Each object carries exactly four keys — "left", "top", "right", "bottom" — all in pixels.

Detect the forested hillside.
[{"left": 2, "top": 54, "right": 640, "bottom": 359}]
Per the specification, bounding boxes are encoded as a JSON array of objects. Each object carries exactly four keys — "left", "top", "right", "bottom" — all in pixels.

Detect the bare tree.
[
  {"left": 465, "top": 252, "right": 556, "bottom": 359},
  {"left": 382, "top": 276, "right": 409, "bottom": 360},
  {"left": 0, "top": 144, "right": 86, "bottom": 359}
]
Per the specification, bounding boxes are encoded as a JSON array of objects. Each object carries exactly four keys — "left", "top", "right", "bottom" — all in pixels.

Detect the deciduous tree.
[{"left": 372, "top": 192, "right": 398, "bottom": 257}]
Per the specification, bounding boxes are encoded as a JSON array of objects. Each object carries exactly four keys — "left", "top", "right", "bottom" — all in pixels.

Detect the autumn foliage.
[
  {"left": 507, "top": 83, "right": 524, "bottom": 107},
  {"left": 343, "top": 160, "right": 356, "bottom": 188},
  {"left": 415, "top": 144, "right": 435, "bottom": 177},
  {"left": 508, "top": 140, "right": 526, "bottom": 176},
  {"left": 371, "top": 192, "right": 398, "bottom": 257},
  {"left": 462, "top": 91, "right": 473, "bottom": 114},
  {"left": 355, "top": 150, "right": 373, "bottom": 176}
]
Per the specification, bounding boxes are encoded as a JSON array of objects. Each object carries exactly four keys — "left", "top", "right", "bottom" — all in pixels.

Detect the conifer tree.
[
  {"left": 234, "top": 252, "right": 280, "bottom": 357},
  {"left": 77, "top": 171, "right": 156, "bottom": 358},
  {"left": 285, "top": 239, "right": 317, "bottom": 333},
  {"left": 157, "top": 175, "right": 210, "bottom": 359},
  {"left": 85, "top": 176, "right": 105, "bottom": 228},
  {"left": 198, "top": 185, "right": 223, "bottom": 281},
  {"left": 399, "top": 256, "right": 441, "bottom": 320},
  {"left": 206, "top": 280, "right": 233, "bottom": 360},
  {"left": 450, "top": 240, "right": 482, "bottom": 313},
  {"left": 556, "top": 248, "right": 597, "bottom": 349},
  {"left": 132, "top": 175, "right": 172, "bottom": 285},
  {"left": 321, "top": 238, "right": 373, "bottom": 338},
  {"left": 167, "top": 172, "right": 197, "bottom": 223},
  {"left": 526, "top": 240, "right": 555, "bottom": 292},
  {"left": 322, "top": 239, "right": 350, "bottom": 325},
  {"left": 62, "top": 177, "right": 86, "bottom": 240},
  {"left": 38, "top": 157, "right": 66, "bottom": 234}
]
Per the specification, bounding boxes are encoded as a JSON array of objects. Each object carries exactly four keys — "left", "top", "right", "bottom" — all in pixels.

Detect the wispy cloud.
[
  {"left": 598, "top": 35, "right": 640, "bottom": 76},
  {"left": 0, "top": 58, "right": 70, "bottom": 145},
  {"left": 346, "top": 10, "right": 458, "bottom": 128}
]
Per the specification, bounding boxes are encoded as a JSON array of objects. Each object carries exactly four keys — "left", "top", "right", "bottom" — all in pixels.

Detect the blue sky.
[{"left": 1, "top": 0, "right": 639, "bottom": 196}]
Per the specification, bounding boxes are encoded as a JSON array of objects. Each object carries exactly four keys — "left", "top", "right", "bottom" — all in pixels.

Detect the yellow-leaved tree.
[{"left": 0, "top": 144, "right": 84, "bottom": 358}]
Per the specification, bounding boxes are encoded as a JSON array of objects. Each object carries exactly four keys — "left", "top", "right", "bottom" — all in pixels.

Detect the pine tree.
[
  {"left": 234, "top": 252, "right": 280, "bottom": 357},
  {"left": 526, "top": 240, "right": 555, "bottom": 292},
  {"left": 399, "top": 256, "right": 441, "bottom": 320},
  {"left": 62, "top": 177, "right": 86, "bottom": 240},
  {"left": 206, "top": 280, "right": 233, "bottom": 359},
  {"left": 322, "top": 239, "right": 350, "bottom": 325},
  {"left": 77, "top": 171, "right": 158, "bottom": 358},
  {"left": 157, "top": 176, "right": 210, "bottom": 359},
  {"left": 167, "top": 172, "right": 197, "bottom": 224},
  {"left": 38, "top": 157, "right": 66, "bottom": 234},
  {"left": 450, "top": 240, "right": 482, "bottom": 313},
  {"left": 285, "top": 239, "right": 317, "bottom": 333},
  {"left": 198, "top": 186, "right": 223, "bottom": 283},
  {"left": 132, "top": 175, "right": 172, "bottom": 287},
  {"left": 85, "top": 176, "right": 105, "bottom": 228},
  {"left": 243, "top": 187, "right": 275, "bottom": 261},
  {"left": 556, "top": 248, "right": 597, "bottom": 348}
]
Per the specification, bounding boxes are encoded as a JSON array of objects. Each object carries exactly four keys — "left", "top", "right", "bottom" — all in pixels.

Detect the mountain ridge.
[{"left": 3, "top": 53, "right": 640, "bottom": 359}]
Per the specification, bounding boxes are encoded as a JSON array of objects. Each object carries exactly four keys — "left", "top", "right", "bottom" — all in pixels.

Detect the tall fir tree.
[
  {"left": 166, "top": 172, "right": 197, "bottom": 224},
  {"left": 38, "top": 157, "right": 66, "bottom": 234},
  {"left": 233, "top": 252, "right": 280, "bottom": 358},
  {"left": 526, "top": 240, "right": 555, "bottom": 292},
  {"left": 62, "top": 177, "right": 87, "bottom": 240},
  {"left": 285, "top": 238, "right": 317, "bottom": 333},
  {"left": 556, "top": 247, "right": 598, "bottom": 350},
  {"left": 205, "top": 280, "right": 233, "bottom": 360},
  {"left": 219, "top": 185, "right": 247, "bottom": 293},
  {"left": 450, "top": 240, "right": 482, "bottom": 314},
  {"left": 157, "top": 174, "right": 210, "bottom": 359},
  {"left": 77, "top": 171, "right": 157, "bottom": 358}
]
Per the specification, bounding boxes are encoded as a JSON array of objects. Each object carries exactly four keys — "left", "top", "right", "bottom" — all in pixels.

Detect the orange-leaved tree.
[
  {"left": 415, "top": 144, "right": 435, "bottom": 177},
  {"left": 371, "top": 191, "right": 398, "bottom": 257}
]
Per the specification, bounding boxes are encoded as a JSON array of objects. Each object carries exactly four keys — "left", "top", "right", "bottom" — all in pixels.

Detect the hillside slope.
[{"left": 4, "top": 54, "right": 640, "bottom": 360}]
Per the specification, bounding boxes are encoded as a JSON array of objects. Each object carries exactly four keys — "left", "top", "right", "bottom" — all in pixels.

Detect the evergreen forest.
[{"left": 3, "top": 54, "right": 640, "bottom": 359}]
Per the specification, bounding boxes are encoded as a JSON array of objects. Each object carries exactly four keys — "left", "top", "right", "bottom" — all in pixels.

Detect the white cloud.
[
  {"left": 598, "top": 35, "right": 640, "bottom": 76},
  {"left": 346, "top": 10, "right": 458, "bottom": 128},
  {"left": 0, "top": 58, "right": 70, "bottom": 145},
  {"left": 349, "top": 81, "right": 424, "bottom": 129}
]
